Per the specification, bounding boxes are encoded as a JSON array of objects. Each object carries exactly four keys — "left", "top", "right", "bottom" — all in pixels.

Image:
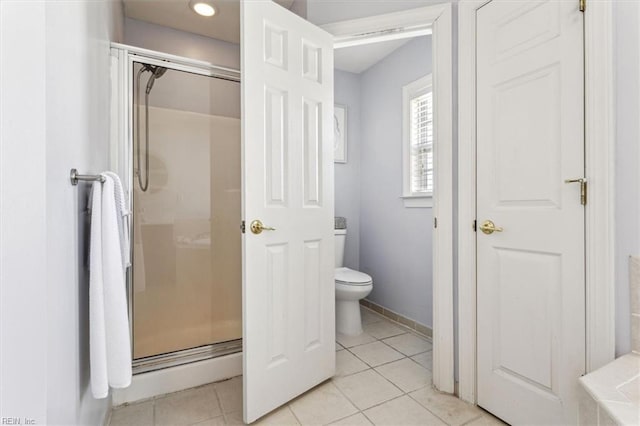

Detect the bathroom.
[
  {"left": 332, "top": 34, "right": 434, "bottom": 338},
  {"left": 1, "top": 1, "right": 639, "bottom": 426},
  {"left": 110, "top": 3, "right": 438, "bottom": 419}
]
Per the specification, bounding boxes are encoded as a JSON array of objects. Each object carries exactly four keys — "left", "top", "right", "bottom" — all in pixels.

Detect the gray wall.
[
  {"left": 333, "top": 37, "right": 434, "bottom": 327},
  {"left": 359, "top": 37, "right": 433, "bottom": 327},
  {"left": 0, "top": 4, "right": 49, "bottom": 422},
  {"left": 335, "top": 70, "right": 362, "bottom": 270},
  {"left": 0, "top": 0, "right": 123, "bottom": 424},
  {"left": 46, "top": 2, "right": 124, "bottom": 424}
]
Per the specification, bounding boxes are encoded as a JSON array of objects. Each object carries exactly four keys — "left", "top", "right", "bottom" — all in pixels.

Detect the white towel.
[
  {"left": 89, "top": 181, "right": 108, "bottom": 398},
  {"left": 89, "top": 174, "right": 132, "bottom": 399},
  {"left": 102, "top": 171, "right": 131, "bottom": 269}
]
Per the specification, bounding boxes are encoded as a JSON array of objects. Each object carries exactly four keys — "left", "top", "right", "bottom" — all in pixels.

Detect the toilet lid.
[{"left": 335, "top": 267, "right": 373, "bottom": 285}]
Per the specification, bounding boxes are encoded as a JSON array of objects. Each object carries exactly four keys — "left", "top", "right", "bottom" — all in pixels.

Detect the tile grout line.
[
  {"left": 363, "top": 391, "right": 412, "bottom": 409},
  {"left": 334, "top": 363, "right": 408, "bottom": 414},
  {"left": 363, "top": 322, "right": 410, "bottom": 340},
  {"left": 405, "top": 385, "right": 484, "bottom": 426},
  {"left": 359, "top": 393, "right": 408, "bottom": 421},
  {"left": 344, "top": 345, "right": 406, "bottom": 370},
  {"left": 338, "top": 309, "right": 430, "bottom": 349},
  {"left": 405, "top": 389, "right": 451, "bottom": 426},
  {"left": 334, "top": 354, "right": 369, "bottom": 379},
  {"left": 361, "top": 305, "right": 433, "bottom": 341},
  {"left": 374, "top": 354, "right": 432, "bottom": 371},
  {"left": 321, "top": 375, "right": 363, "bottom": 425},
  {"left": 381, "top": 332, "right": 434, "bottom": 349},
  {"left": 459, "top": 413, "right": 485, "bottom": 426},
  {"left": 331, "top": 354, "right": 409, "bottom": 422},
  {"left": 360, "top": 409, "right": 376, "bottom": 425},
  {"left": 211, "top": 384, "right": 225, "bottom": 422},
  {"left": 363, "top": 309, "right": 432, "bottom": 342},
  {"left": 344, "top": 330, "right": 424, "bottom": 370},
  {"left": 335, "top": 317, "right": 443, "bottom": 424},
  {"left": 366, "top": 367, "right": 407, "bottom": 397},
  {"left": 461, "top": 407, "right": 495, "bottom": 425},
  {"left": 285, "top": 403, "right": 304, "bottom": 426},
  {"left": 405, "top": 349, "right": 434, "bottom": 370}
]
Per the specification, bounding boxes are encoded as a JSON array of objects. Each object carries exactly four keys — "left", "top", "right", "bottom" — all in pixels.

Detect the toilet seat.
[{"left": 335, "top": 267, "right": 373, "bottom": 286}]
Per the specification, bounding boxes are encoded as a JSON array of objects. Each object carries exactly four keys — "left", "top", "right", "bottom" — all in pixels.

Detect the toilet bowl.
[{"left": 335, "top": 227, "right": 373, "bottom": 336}]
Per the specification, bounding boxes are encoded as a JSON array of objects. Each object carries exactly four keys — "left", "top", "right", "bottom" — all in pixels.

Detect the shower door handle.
[{"left": 250, "top": 220, "right": 276, "bottom": 235}]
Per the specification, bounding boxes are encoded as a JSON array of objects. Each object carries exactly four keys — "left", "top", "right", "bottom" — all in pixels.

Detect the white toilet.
[{"left": 335, "top": 228, "right": 373, "bottom": 336}]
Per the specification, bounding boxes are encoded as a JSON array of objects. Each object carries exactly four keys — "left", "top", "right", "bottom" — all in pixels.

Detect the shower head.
[
  {"left": 136, "top": 64, "right": 168, "bottom": 193},
  {"left": 145, "top": 65, "right": 168, "bottom": 94}
]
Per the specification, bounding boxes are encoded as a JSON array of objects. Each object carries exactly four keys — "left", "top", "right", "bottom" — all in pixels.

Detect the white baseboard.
[{"left": 112, "top": 352, "right": 242, "bottom": 406}]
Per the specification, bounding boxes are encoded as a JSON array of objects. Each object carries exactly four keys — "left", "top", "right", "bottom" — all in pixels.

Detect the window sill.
[{"left": 401, "top": 195, "right": 433, "bottom": 208}]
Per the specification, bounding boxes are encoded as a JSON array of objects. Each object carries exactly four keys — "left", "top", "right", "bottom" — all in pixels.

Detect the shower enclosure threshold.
[{"left": 132, "top": 338, "right": 242, "bottom": 375}]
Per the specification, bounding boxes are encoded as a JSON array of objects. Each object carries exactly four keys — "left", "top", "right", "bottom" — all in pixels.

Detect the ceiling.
[
  {"left": 334, "top": 38, "right": 412, "bottom": 74},
  {"left": 123, "top": 0, "right": 295, "bottom": 44},
  {"left": 124, "top": 1, "right": 427, "bottom": 75}
]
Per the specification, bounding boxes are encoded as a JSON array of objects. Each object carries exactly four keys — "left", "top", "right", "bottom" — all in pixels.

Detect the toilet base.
[
  {"left": 336, "top": 299, "right": 364, "bottom": 336},
  {"left": 335, "top": 281, "right": 372, "bottom": 336}
]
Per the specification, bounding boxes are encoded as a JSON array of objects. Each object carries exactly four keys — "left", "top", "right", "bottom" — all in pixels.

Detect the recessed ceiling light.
[{"left": 189, "top": 0, "right": 216, "bottom": 17}]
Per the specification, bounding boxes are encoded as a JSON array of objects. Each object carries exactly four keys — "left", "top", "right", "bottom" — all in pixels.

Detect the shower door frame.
[{"left": 110, "top": 43, "right": 242, "bottom": 374}]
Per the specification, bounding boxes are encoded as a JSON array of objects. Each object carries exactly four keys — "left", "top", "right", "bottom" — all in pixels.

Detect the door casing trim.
[
  {"left": 457, "top": 0, "right": 616, "bottom": 404},
  {"left": 323, "top": 3, "right": 455, "bottom": 393}
]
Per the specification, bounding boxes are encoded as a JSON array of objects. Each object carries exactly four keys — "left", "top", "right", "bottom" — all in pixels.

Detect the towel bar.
[{"left": 70, "top": 168, "right": 106, "bottom": 186}]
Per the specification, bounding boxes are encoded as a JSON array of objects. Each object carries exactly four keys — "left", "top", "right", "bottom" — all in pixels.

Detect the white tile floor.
[{"left": 109, "top": 307, "right": 507, "bottom": 426}]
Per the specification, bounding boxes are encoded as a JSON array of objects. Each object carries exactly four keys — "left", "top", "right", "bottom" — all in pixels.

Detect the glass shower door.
[{"left": 131, "top": 62, "right": 241, "bottom": 361}]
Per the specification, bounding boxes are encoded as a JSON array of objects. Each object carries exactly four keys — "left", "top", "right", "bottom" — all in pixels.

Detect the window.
[{"left": 402, "top": 75, "right": 433, "bottom": 207}]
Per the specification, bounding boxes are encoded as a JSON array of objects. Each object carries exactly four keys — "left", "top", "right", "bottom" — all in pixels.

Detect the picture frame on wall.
[{"left": 334, "top": 104, "right": 347, "bottom": 163}]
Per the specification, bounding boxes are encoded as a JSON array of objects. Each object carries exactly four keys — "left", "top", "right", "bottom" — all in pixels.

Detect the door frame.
[
  {"left": 457, "top": 0, "right": 616, "bottom": 403},
  {"left": 322, "top": 3, "right": 455, "bottom": 393}
]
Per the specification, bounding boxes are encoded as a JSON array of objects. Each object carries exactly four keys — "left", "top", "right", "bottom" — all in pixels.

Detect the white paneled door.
[
  {"left": 241, "top": 1, "right": 335, "bottom": 423},
  {"left": 476, "top": 1, "right": 585, "bottom": 424}
]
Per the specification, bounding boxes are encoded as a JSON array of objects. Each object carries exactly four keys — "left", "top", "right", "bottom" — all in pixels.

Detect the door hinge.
[
  {"left": 579, "top": 0, "right": 585, "bottom": 12},
  {"left": 241, "top": 220, "right": 246, "bottom": 233},
  {"left": 434, "top": 217, "right": 438, "bottom": 229},
  {"left": 565, "top": 178, "right": 587, "bottom": 205},
  {"left": 580, "top": 180, "right": 587, "bottom": 205},
  {"left": 472, "top": 220, "right": 477, "bottom": 232}
]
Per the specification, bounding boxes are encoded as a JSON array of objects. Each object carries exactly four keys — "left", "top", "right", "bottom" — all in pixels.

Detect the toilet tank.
[{"left": 335, "top": 229, "right": 347, "bottom": 267}]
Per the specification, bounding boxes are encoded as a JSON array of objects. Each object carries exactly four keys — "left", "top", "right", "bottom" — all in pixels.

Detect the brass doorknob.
[
  {"left": 250, "top": 220, "right": 276, "bottom": 235},
  {"left": 479, "top": 220, "right": 503, "bottom": 235}
]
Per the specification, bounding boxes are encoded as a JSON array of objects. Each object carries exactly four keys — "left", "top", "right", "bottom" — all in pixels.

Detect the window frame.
[{"left": 402, "top": 74, "right": 434, "bottom": 208}]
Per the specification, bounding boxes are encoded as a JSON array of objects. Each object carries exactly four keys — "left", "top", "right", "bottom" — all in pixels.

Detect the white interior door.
[
  {"left": 241, "top": 1, "right": 335, "bottom": 423},
  {"left": 476, "top": 1, "right": 585, "bottom": 424}
]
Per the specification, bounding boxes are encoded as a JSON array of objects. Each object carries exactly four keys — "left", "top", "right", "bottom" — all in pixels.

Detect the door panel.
[
  {"left": 493, "top": 248, "right": 560, "bottom": 390},
  {"left": 476, "top": 1, "right": 585, "bottom": 424},
  {"left": 492, "top": 65, "right": 562, "bottom": 207},
  {"left": 264, "top": 87, "right": 288, "bottom": 205},
  {"left": 242, "top": 1, "right": 335, "bottom": 423}
]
